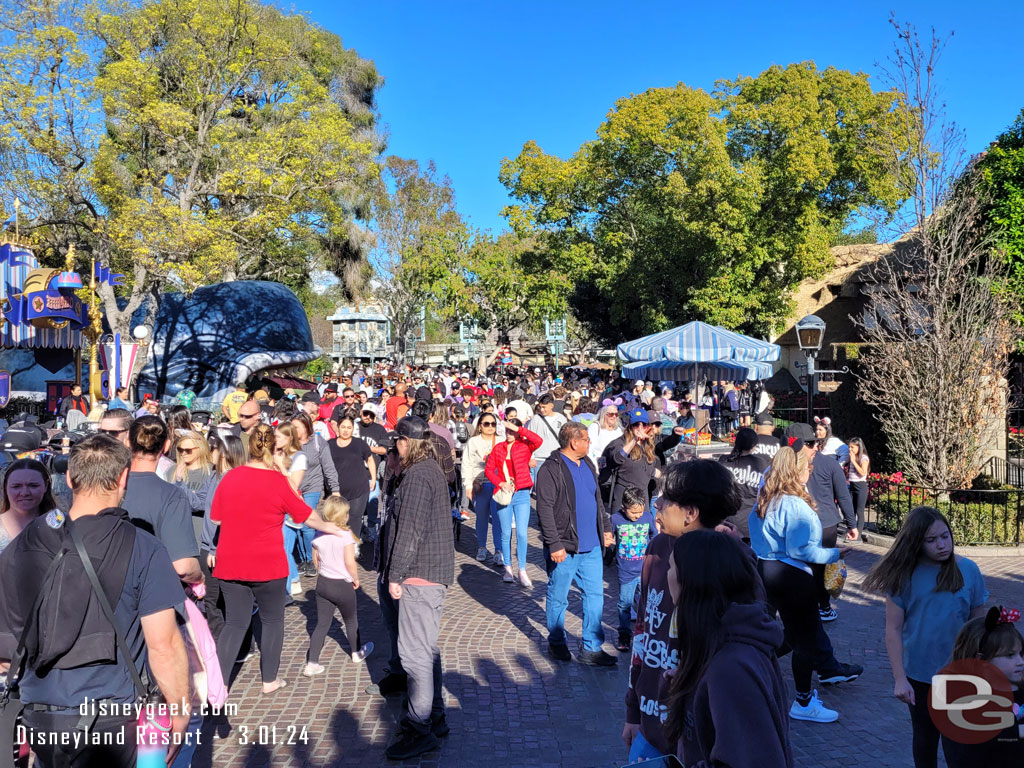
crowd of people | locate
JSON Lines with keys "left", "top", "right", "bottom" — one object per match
{"left": 0, "top": 361, "right": 1019, "bottom": 768}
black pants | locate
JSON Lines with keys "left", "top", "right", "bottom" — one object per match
{"left": 346, "top": 492, "right": 369, "bottom": 541}
{"left": 308, "top": 576, "right": 359, "bottom": 663}
{"left": 217, "top": 577, "right": 287, "bottom": 685}
{"left": 908, "top": 678, "right": 947, "bottom": 768}
{"left": 850, "top": 482, "right": 868, "bottom": 531}
{"left": 759, "top": 560, "right": 836, "bottom": 694}
{"left": 812, "top": 525, "right": 838, "bottom": 610}
{"left": 377, "top": 572, "right": 404, "bottom": 675}
{"left": 21, "top": 711, "right": 136, "bottom": 768}
{"left": 199, "top": 549, "right": 225, "bottom": 640}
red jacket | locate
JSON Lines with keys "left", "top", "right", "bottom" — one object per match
{"left": 485, "top": 427, "right": 542, "bottom": 492}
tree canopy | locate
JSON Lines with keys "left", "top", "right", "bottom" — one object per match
{"left": 500, "top": 62, "right": 912, "bottom": 343}
{"left": 0, "top": 0, "right": 381, "bottom": 342}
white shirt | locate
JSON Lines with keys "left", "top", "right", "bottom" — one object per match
{"left": 525, "top": 411, "right": 567, "bottom": 461}
{"left": 588, "top": 422, "right": 623, "bottom": 467}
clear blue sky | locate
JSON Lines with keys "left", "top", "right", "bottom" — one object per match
{"left": 307, "top": 1, "right": 1023, "bottom": 234}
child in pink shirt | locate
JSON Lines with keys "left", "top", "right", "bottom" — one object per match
{"left": 303, "top": 497, "right": 373, "bottom": 675}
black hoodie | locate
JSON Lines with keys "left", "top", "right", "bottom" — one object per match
{"left": 678, "top": 601, "right": 792, "bottom": 768}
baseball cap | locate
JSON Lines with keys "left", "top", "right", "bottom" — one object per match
{"left": 395, "top": 415, "right": 429, "bottom": 440}
{"left": 415, "top": 385, "right": 433, "bottom": 402}
{"left": 634, "top": 379, "right": 644, "bottom": 387}
{"left": 783, "top": 422, "right": 816, "bottom": 452}
{"left": 253, "top": 389, "right": 269, "bottom": 402}
{"left": 300, "top": 391, "right": 320, "bottom": 404}
{"left": 325, "top": 383, "right": 338, "bottom": 393}
{"left": 360, "top": 403, "right": 377, "bottom": 415}
{"left": 627, "top": 407, "right": 649, "bottom": 425}
{"left": 754, "top": 411, "right": 774, "bottom": 426}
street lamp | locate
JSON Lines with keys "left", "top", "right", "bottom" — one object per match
{"left": 795, "top": 314, "right": 825, "bottom": 425}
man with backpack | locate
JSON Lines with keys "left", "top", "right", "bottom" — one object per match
{"left": 0, "top": 434, "right": 190, "bottom": 767}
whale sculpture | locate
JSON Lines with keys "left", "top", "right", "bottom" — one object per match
{"left": 1, "top": 280, "right": 319, "bottom": 403}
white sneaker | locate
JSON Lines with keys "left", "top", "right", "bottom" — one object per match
{"left": 492, "top": 552, "right": 504, "bottom": 567}
{"left": 352, "top": 641, "right": 374, "bottom": 664}
{"left": 789, "top": 691, "right": 838, "bottom": 723}
{"left": 302, "top": 662, "right": 324, "bottom": 677}
{"left": 503, "top": 567, "right": 514, "bottom": 583}
{"left": 517, "top": 569, "right": 532, "bottom": 588}
{"left": 290, "top": 581, "right": 303, "bottom": 596}
{"left": 476, "top": 547, "right": 488, "bottom": 562}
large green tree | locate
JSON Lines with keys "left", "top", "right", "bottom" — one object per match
{"left": 370, "top": 156, "right": 470, "bottom": 362}
{"left": 500, "top": 62, "right": 911, "bottom": 343}
{"left": 0, "top": 0, "right": 381, "bottom": 346}
{"left": 976, "top": 109, "right": 1024, "bottom": 328}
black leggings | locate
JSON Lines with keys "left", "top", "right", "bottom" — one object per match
{"left": 812, "top": 525, "right": 838, "bottom": 610}
{"left": 908, "top": 678, "right": 948, "bottom": 768}
{"left": 217, "top": 578, "right": 287, "bottom": 685}
{"left": 850, "top": 482, "right": 868, "bottom": 532}
{"left": 307, "top": 575, "right": 359, "bottom": 663}
{"left": 199, "top": 549, "right": 224, "bottom": 640}
{"left": 759, "top": 560, "right": 829, "bottom": 695}
{"left": 346, "top": 492, "right": 369, "bottom": 541}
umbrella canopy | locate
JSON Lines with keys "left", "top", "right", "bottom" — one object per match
{"left": 622, "top": 359, "right": 774, "bottom": 382}
{"left": 617, "top": 321, "right": 780, "bottom": 364}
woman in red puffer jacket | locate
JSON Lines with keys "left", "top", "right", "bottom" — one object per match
{"left": 485, "top": 419, "right": 543, "bottom": 587}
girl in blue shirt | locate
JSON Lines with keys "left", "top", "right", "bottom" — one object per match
{"left": 863, "top": 506, "right": 988, "bottom": 768}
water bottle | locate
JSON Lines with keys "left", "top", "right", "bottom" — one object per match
{"left": 136, "top": 702, "right": 171, "bottom": 768}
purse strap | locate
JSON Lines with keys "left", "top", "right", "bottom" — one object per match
{"left": 67, "top": 519, "right": 149, "bottom": 700}
{"left": 503, "top": 443, "right": 513, "bottom": 485}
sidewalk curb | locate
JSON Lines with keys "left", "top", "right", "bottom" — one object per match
{"left": 863, "top": 531, "right": 1024, "bottom": 557}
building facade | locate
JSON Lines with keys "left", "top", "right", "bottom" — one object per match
{"left": 327, "top": 305, "right": 391, "bottom": 364}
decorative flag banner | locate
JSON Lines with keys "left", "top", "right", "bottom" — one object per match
{"left": 98, "top": 335, "right": 140, "bottom": 389}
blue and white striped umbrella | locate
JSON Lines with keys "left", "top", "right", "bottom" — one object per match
{"left": 622, "top": 359, "right": 774, "bottom": 382}
{"left": 616, "top": 320, "right": 780, "bottom": 364}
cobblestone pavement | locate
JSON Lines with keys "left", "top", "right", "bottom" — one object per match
{"left": 191, "top": 514, "right": 1024, "bottom": 768}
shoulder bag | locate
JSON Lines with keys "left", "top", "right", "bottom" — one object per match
{"left": 492, "top": 443, "right": 516, "bottom": 506}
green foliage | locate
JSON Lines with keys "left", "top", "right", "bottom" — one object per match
{"left": 871, "top": 491, "right": 1021, "bottom": 545}
{"left": 303, "top": 355, "right": 333, "bottom": 379}
{"left": 461, "top": 231, "right": 568, "bottom": 339}
{"left": 371, "top": 157, "right": 471, "bottom": 361}
{"left": 0, "top": 0, "right": 382, "bottom": 340}
{"left": 831, "top": 226, "right": 879, "bottom": 246}
{"left": 501, "top": 62, "right": 911, "bottom": 343}
{"left": 976, "top": 109, "right": 1024, "bottom": 333}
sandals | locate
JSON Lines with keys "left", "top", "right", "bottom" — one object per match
{"left": 262, "top": 679, "right": 289, "bottom": 694}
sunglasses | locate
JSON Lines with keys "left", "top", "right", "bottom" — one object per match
{"left": 480, "top": 421, "right": 496, "bottom": 427}
{"left": 178, "top": 446, "right": 198, "bottom": 455}
{"left": 239, "top": 412, "right": 260, "bottom": 419}
{"left": 99, "top": 427, "right": 127, "bottom": 437}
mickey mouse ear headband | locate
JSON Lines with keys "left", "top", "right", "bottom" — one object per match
{"left": 985, "top": 605, "right": 1021, "bottom": 631}
{"left": 602, "top": 397, "right": 623, "bottom": 407}
{"left": 814, "top": 416, "right": 832, "bottom": 426}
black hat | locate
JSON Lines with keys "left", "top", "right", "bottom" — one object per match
{"left": 783, "top": 422, "right": 816, "bottom": 442}
{"left": 395, "top": 415, "right": 429, "bottom": 440}
{"left": 415, "top": 386, "right": 433, "bottom": 402}
{"left": 325, "top": 383, "right": 339, "bottom": 393}
{"left": 754, "top": 411, "right": 774, "bottom": 426}
{"left": 733, "top": 427, "right": 758, "bottom": 453}
{"left": 300, "top": 391, "right": 321, "bottom": 404}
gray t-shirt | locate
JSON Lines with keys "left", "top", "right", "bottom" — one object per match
{"left": 123, "top": 472, "right": 198, "bottom": 562}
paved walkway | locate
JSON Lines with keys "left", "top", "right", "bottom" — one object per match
{"left": 192, "top": 515, "right": 1024, "bottom": 768}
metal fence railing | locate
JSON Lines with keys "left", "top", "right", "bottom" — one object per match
{"left": 983, "top": 456, "right": 1024, "bottom": 489}
{"left": 864, "top": 478, "right": 1023, "bottom": 545}
{"left": 770, "top": 407, "right": 831, "bottom": 429}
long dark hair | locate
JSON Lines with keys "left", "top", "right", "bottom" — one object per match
{"left": 862, "top": 506, "right": 964, "bottom": 595}
{"left": 2, "top": 458, "right": 58, "bottom": 515}
{"left": 665, "top": 530, "right": 759, "bottom": 741}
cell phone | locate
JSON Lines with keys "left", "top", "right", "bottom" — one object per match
{"left": 622, "top": 757, "right": 684, "bottom": 768}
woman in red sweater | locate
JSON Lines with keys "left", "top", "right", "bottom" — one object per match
{"left": 211, "top": 424, "right": 343, "bottom": 693}
{"left": 485, "top": 418, "right": 543, "bottom": 587}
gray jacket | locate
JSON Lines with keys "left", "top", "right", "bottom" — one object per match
{"left": 299, "top": 434, "right": 340, "bottom": 497}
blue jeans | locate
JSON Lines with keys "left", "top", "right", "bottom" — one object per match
{"left": 628, "top": 730, "right": 664, "bottom": 762}
{"left": 544, "top": 546, "right": 605, "bottom": 652}
{"left": 283, "top": 523, "right": 301, "bottom": 588}
{"left": 617, "top": 574, "right": 641, "bottom": 633}
{"left": 473, "top": 481, "right": 501, "bottom": 552}
{"left": 298, "top": 492, "right": 321, "bottom": 562}
{"left": 496, "top": 489, "right": 531, "bottom": 570}
{"left": 169, "top": 707, "right": 204, "bottom": 768}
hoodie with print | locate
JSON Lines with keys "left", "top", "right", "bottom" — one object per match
{"left": 625, "top": 533, "right": 678, "bottom": 755}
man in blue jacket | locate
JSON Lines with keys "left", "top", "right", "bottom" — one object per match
{"left": 535, "top": 420, "right": 616, "bottom": 666}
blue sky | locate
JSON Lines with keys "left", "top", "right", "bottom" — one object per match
{"left": 308, "top": 1, "right": 1024, "bottom": 235}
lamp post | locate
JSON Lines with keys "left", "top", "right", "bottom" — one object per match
{"left": 795, "top": 314, "right": 825, "bottom": 426}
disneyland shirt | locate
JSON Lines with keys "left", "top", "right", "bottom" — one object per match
{"left": 611, "top": 509, "right": 655, "bottom": 581}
